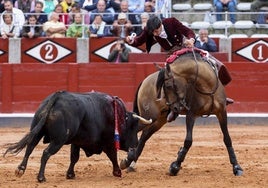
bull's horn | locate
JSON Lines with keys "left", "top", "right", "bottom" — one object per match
{"left": 132, "top": 114, "right": 152, "bottom": 124}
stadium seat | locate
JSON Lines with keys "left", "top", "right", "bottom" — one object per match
{"left": 229, "top": 34, "right": 248, "bottom": 38}
{"left": 190, "top": 21, "right": 211, "bottom": 29}
{"left": 172, "top": 3, "right": 192, "bottom": 11}
{"left": 250, "top": 34, "right": 268, "bottom": 38}
{"left": 208, "top": 34, "right": 227, "bottom": 38}
{"left": 193, "top": 3, "right": 213, "bottom": 11}
{"left": 181, "top": 21, "right": 190, "bottom": 27}
{"left": 234, "top": 20, "right": 254, "bottom": 29}
{"left": 212, "top": 21, "right": 233, "bottom": 29}
{"left": 236, "top": 3, "right": 251, "bottom": 11}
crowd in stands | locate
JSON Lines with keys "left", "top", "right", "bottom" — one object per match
{"left": 0, "top": 0, "right": 268, "bottom": 39}
{"left": 0, "top": 0, "right": 158, "bottom": 38}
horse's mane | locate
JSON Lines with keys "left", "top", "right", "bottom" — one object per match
{"left": 156, "top": 68, "right": 166, "bottom": 99}
{"left": 133, "top": 81, "right": 143, "bottom": 115}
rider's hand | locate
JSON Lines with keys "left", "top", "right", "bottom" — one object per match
{"left": 184, "top": 38, "right": 195, "bottom": 48}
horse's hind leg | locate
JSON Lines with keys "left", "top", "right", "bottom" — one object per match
{"left": 217, "top": 110, "right": 243, "bottom": 176}
{"left": 169, "top": 113, "right": 195, "bottom": 176}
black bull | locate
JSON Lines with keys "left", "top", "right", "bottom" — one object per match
{"left": 3, "top": 91, "right": 152, "bottom": 182}
{"left": 120, "top": 51, "right": 243, "bottom": 176}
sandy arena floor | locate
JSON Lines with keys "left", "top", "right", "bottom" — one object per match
{"left": 0, "top": 124, "right": 267, "bottom": 188}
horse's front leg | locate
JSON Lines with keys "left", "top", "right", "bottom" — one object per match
{"left": 120, "top": 119, "right": 165, "bottom": 171}
{"left": 169, "top": 113, "right": 195, "bottom": 176}
{"left": 217, "top": 110, "right": 243, "bottom": 176}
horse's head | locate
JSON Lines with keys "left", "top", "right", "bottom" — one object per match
{"left": 156, "top": 64, "right": 187, "bottom": 114}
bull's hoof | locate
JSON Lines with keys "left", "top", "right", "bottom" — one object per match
{"left": 15, "top": 166, "right": 25, "bottom": 177}
{"left": 66, "top": 172, "right": 75, "bottom": 179}
{"left": 169, "top": 161, "right": 181, "bottom": 176}
{"left": 37, "top": 176, "right": 46, "bottom": 183}
{"left": 233, "top": 165, "right": 243, "bottom": 176}
{"left": 113, "top": 169, "right": 122, "bottom": 177}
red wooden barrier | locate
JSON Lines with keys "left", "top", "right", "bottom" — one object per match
{"left": 0, "top": 63, "right": 267, "bottom": 113}
{"left": 0, "top": 40, "right": 8, "bottom": 63}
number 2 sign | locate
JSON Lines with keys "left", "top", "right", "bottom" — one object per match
{"left": 25, "top": 40, "right": 73, "bottom": 64}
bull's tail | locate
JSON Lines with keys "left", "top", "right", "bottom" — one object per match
{"left": 3, "top": 91, "right": 63, "bottom": 157}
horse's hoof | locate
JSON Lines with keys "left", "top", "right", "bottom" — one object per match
{"left": 15, "top": 166, "right": 25, "bottom": 177}
{"left": 127, "top": 166, "right": 136, "bottom": 173}
{"left": 113, "top": 169, "right": 122, "bottom": 177}
{"left": 120, "top": 158, "right": 130, "bottom": 170}
{"left": 169, "top": 161, "right": 180, "bottom": 176}
{"left": 127, "top": 161, "right": 136, "bottom": 173}
{"left": 37, "top": 176, "right": 46, "bottom": 183}
{"left": 66, "top": 173, "right": 75, "bottom": 179}
{"left": 233, "top": 165, "right": 243, "bottom": 176}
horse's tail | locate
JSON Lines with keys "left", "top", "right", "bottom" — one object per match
{"left": 133, "top": 82, "right": 143, "bottom": 115}
{"left": 3, "top": 91, "right": 63, "bottom": 157}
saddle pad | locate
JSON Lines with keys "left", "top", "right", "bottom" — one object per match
{"left": 166, "top": 48, "right": 209, "bottom": 64}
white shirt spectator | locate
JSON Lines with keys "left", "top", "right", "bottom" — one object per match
{"left": 1, "top": 7, "right": 25, "bottom": 30}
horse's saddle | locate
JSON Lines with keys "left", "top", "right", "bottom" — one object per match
{"left": 166, "top": 48, "right": 232, "bottom": 86}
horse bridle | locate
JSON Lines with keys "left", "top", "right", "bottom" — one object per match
{"left": 163, "top": 70, "right": 188, "bottom": 114}
{"left": 163, "top": 51, "right": 219, "bottom": 115}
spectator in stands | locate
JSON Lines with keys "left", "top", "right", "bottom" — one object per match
{"left": 126, "top": 16, "right": 195, "bottom": 53}
{"left": 43, "top": 11, "right": 67, "bottom": 38}
{"left": 53, "top": 4, "right": 69, "bottom": 25}
{"left": 39, "top": 0, "right": 58, "bottom": 14}
{"left": 83, "top": 0, "right": 98, "bottom": 12}
{"left": 194, "top": 29, "right": 217, "bottom": 52}
{"left": 144, "top": 1, "right": 155, "bottom": 17}
{"left": 84, "top": 0, "right": 120, "bottom": 15}
{"left": 68, "top": 3, "right": 90, "bottom": 25}
{"left": 14, "top": 0, "right": 35, "bottom": 13}
{"left": 110, "top": 12, "right": 133, "bottom": 38}
{"left": 66, "top": 12, "right": 89, "bottom": 37}
{"left": 61, "top": 0, "right": 75, "bottom": 13}
{"left": 128, "top": 0, "right": 145, "bottom": 13}
{"left": 0, "top": 12, "right": 20, "bottom": 38}
{"left": 0, "top": 0, "right": 5, "bottom": 13}
{"left": 29, "top": 1, "right": 48, "bottom": 25}
{"left": 108, "top": 38, "right": 131, "bottom": 63}
{"left": 21, "top": 15, "right": 43, "bottom": 38}
{"left": 89, "top": 0, "right": 114, "bottom": 25}
{"left": 250, "top": 0, "right": 268, "bottom": 24}
{"left": 1, "top": 0, "right": 25, "bottom": 30}
{"left": 83, "top": 0, "right": 94, "bottom": 9}
{"left": 89, "top": 13, "right": 112, "bottom": 37}
{"left": 213, "top": 0, "right": 237, "bottom": 23}
{"left": 114, "top": 0, "right": 140, "bottom": 29}
{"left": 135, "top": 12, "right": 149, "bottom": 35}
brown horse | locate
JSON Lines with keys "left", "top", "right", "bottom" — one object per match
{"left": 120, "top": 49, "right": 243, "bottom": 176}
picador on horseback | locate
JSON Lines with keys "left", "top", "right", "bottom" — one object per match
{"left": 126, "top": 15, "right": 234, "bottom": 122}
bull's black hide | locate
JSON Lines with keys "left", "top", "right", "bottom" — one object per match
{"left": 4, "top": 91, "right": 144, "bottom": 182}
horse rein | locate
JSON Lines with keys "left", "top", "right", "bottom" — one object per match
{"left": 163, "top": 69, "right": 189, "bottom": 114}
{"left": 163, "top": 50, "right": 220, "bottom": 116}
